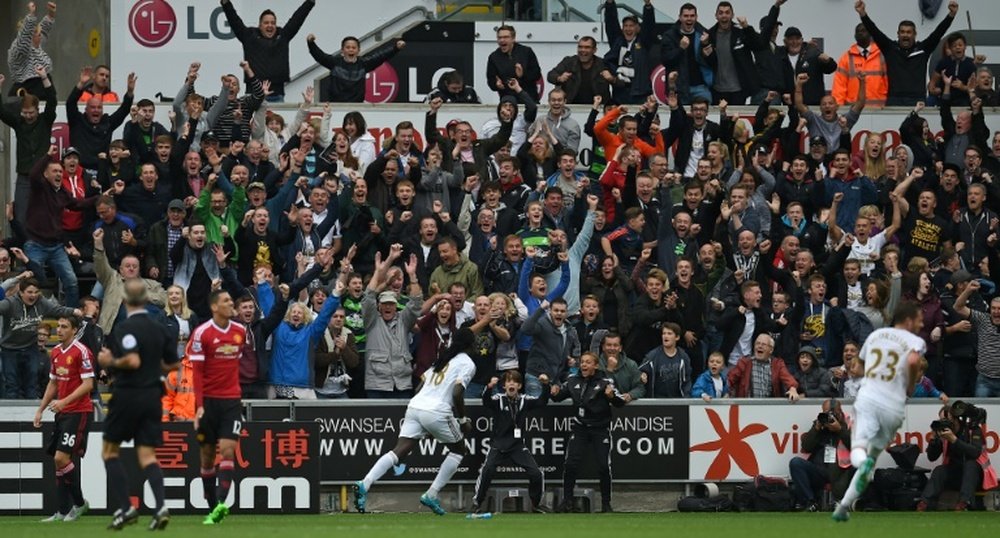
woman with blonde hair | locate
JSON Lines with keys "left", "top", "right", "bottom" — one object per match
{"left": 853, "top": 132, "right": 887, "bottom": 180}
{"left": 165, "top": 285, "right": 200, "bottom": 360}
{"left": 488, "top": 292, "right": 524, "bottom": 374}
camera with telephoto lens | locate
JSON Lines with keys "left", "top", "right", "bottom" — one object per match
{"left": 817, "top": 412, "right": 836, "bottom": 425}
{"left": 930, "top": 420, "right": 952, "bottom": 433}
{"left": 951, "top": 400, "right": 987, "bottom": 425}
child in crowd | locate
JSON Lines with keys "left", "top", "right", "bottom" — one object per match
{"left": 911, "top": 357, "right": 948, "bottom": 402}
{"left": 691, "top": 352, "right": 728, "bottom": 401}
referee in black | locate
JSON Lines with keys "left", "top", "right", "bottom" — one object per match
{"left": 97, "top": 279, "right": 180, "bottom": 531}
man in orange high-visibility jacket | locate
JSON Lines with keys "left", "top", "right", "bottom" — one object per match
{"left": 833, "top": 24, "right": 888, "bottom": 108}
{"left": 162, "top": 355, "right": 196, "bottom": 422}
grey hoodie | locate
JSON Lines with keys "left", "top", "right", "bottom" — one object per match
{"left": 532, "top": 107, "right": 581, "bottom": 152}
{"left": 0, "top": 294, "right": 75, "bottom": 350}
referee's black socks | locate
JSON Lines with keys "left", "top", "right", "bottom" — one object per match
{"left": 104, "top": 458, "right": 131, "bottom": 512}
{"left": 144, "top": 463, "right": 166, "bottom": 510}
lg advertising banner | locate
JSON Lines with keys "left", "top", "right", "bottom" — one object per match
{"left": 687, "top": 402, "right": 1000, "bottom": 482}
{"left": 0, "top": 421, "right": 320, "bottom": 515}
{"left": 291, "top": 402, "right": 688, "bottom": 484}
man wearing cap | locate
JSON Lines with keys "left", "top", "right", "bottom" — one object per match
{"left": 752, "top": 0, "right": 787, "bottom": 104}
{"left": 362, "top": 244, "right": 423, "bottom": 398}
{"left": 146, "top": 200, "right": 188, "bottom": 282}
{"left": 59, "top": 147, "right": 97, "bottom": 262}
{"left": 603, "top": 0, "right": 657, "bottom": 104}
{"left": 67, "top": 66, "right": 136, "bottom": 173}
{"left": 856, "top": 0, "right": 958, "bottom": 106}
{"left": 778, "top": 27, "right": 836, "bottom": 105}
{"left": 118, "top": 163, "right": 173, "bottom": 224}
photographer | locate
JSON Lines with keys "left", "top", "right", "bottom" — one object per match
{"left": 788, "top": 399, "right": 853, "bottom": 511}
{"left": 917, "top": 402, "right": 995, "bottom": 511}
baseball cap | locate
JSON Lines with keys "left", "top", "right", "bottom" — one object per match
{"left": 784, "top": 26, "right": 803, "bottom": 39}
{"left": 248, "top": 181, "right": 266, "bottom": 192}
{"left": 62, "top": 147, "right": 80, "bottom": 159}
{"left": 941, "top": 162, "right": 962, "bottom": 176}
{"left": 949, "top": 269, "right": 974, "bottom": 287}
{"left": 201, "top": 131, "right": 219, "bottom": 143}
{"left": 378, "top": 291, "right": 398, "bottom": 304}
{"left": 168, "top": 199, "right": 186, "bottom": 211}
{"left": 809, "top": 135, "right": 828, "bottom": 147}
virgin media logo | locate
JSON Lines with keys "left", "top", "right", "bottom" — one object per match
{"left": 129, "top": 0, "right": 177, "bottom": 48}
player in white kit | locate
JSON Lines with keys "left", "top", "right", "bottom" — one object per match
{"left": 353, "top": 328, "right": 477, "bottom": 515}
{"left": 833, "top": 302, "right": 926, "bottom": 521}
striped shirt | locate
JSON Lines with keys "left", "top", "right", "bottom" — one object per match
{"left": 969, "top": 311, "right": 1000, "bottom": 378}
{"left": 7, "top": 14, "right": 53, "bottom": 84}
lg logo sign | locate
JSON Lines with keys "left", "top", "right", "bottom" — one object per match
{"left": 128, "top": 0, "right": 177, "bottom": 48}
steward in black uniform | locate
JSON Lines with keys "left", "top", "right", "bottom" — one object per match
{"left": 471, "top": 371, "right": 550, "bottom": 514}
{"left": 551, "top": 351, "right": 624, "bottom": 513}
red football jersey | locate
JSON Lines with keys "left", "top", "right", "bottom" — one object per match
{"left": 49, "top": 341, "right": 95, "bottom": 414}
{"left": 188, "top": 320, "right": 245, "bottom": 404}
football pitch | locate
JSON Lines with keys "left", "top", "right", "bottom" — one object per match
{"left": 1, "top": 512, "right": 996, "bottom": 538}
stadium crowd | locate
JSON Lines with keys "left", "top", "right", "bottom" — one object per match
{"left": 3, "top": 0, "right": 1000, "bottom": 413}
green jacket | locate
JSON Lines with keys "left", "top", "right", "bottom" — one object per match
{"left": 194, "top": 178, "right": 246, "bottom": 255}
{"left": 429, "top": 255, "right": 483, "bottom": 298}
{"left": 599, "top": 353, "right": 645, "bottom": 401}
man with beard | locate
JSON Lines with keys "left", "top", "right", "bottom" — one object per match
{"left": 856, "top": 0, "right": 957, "bottom": 106}
{"left": 236, "top": 206, "right": 283, "bottom": 286}
{"left": 833, "top": 23, "right": 888, "bottom": 107}
{"left": 170, "top": 222, "right": 221, "bottom": 319}
{"left": 547, "top": 37, "right": 613, "bottom": 105}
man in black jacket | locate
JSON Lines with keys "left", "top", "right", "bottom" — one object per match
{"left": 547, "top": 37, "right": 613, "bottom": 105}
{"left": 917, "top": 404, "right": 990, "bottom": 511}
{"left": 486, "top": 25, "right": 542, "bottom": 101}
{"left": 470, "top": 371, "right": 551, "bottom": 516}
{"left": 0, "top": 66, "right": 56, "bottom": 225}
{"left": 66, "top": 67, "right": 135, "bottom": 173}
{"left": 856, "top": 0, "right": 957, "bottom": 106}
{"left": 706, "top": 2, "right": 762, "bottom": 105}
{"left": 221, "top": 0, "right": 314, "bottom": 102}
{"left": 776, "top": 27, "right": 836, "bottom": 105}
{"left": 602, "top": 0, "right": 657, "bottom": 104}
{"left": 552, "top": 351, "right": 625, "bottom": 513}
{"left": 789, "top": 398, "right": 853, "bottom": 511}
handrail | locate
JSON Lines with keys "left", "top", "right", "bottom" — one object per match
{"left": 435, "top": 2, "right": 502, "bottom": 22}
{"left": 287, "top": 5, "right": 431, "bottom": 83}
{"left": 554, "top": 0, "right": 595, "bottom": 22}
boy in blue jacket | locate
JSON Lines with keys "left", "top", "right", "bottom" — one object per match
{"left": 692, "top": 352, "right": 729, "bottom": 401}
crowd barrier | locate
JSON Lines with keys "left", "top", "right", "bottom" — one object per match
{"left": 1, "top": 399, "right": 997, "bottom": 515}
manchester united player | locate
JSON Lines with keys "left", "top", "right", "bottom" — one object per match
{"left": 189, "top": 289, "right": 246, "bottom": 525}
{"left": 34, "top": 315, "right": 93, "bottom": 522}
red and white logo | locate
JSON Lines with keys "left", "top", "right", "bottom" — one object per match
{"left": 128, "top": 0, "right": 177, "bottom": 48}
{"left": 365, "top": 64, "right": 400, "bottom": 104}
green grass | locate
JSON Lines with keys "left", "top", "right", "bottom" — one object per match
{"left": 1, "top": 512, "right": 997, "bottom": 538}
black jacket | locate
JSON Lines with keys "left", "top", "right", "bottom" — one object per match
{"left": 776, "top": 44, "right": 836, "bottom": 104}
{"left": 222, "top": 0, "right": 314, "bottom": 96}
{"left": 482, "top": 385, "right": 549, "bottom": 452}
{"left": 551, "top": 370, "right": 624, "bottom": 430}
{"left": 603, "top": 1, "right": 657, "bottom": 103}
{"left": 861, "top": 13, "right": 954, "bottom": 102}
{"left": 706, "top": 23, "right": 763, "bottom": 96}
{"left": 664, "top": 107, "right": 721, "bottom": 175}
{"left": 66, "top": 86, "right": 133, "bottom": 169}
{"left": 309, "top": 39, "right": 400, "bottom": 103}
{"left": 486, "top": 43, "right": 542, "bottom": 101}
{"left": 0, "top": 84, "right": 56, "bottom": 175}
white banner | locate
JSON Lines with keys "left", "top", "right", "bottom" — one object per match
{"left": 688, "top": 401, "right": 1000, "bottom": 482}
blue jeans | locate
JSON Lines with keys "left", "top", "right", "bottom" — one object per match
{"left": 974, "top": 374, "right": 1000, "bottom": 397}
{"left": 265, "top": 94, "right": 284, "bottom": 103}
{"left": 524, "top": 374, "right": 543, "bottom": 398}
{"left": 24, "top": 240, "right": 79, "bottom": 307}
{"left": 2, "top": 348, "right": 39, "bottom": 399}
